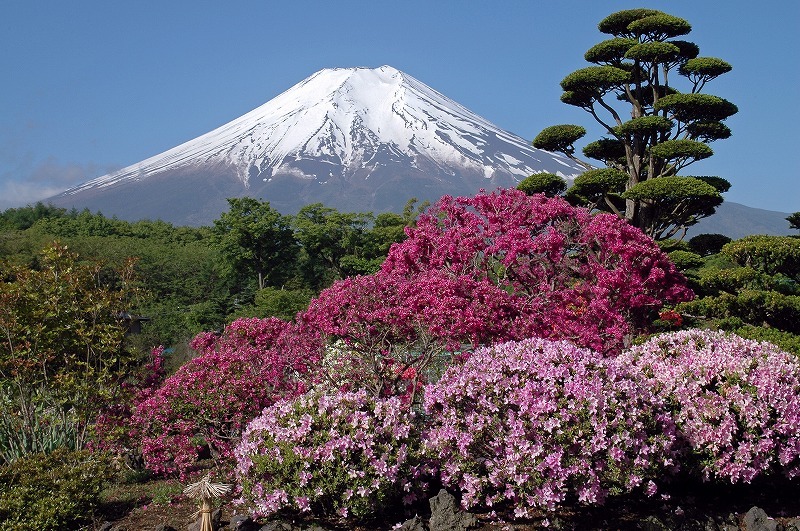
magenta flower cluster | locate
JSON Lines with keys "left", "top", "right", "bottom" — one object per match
{"left": 619, "top": 329, "right": 800, "bottom": 483}
{"left": 380, "top": 189, "right": 692, "bottom": 354}
{"left": 423, "top": 337, "right": 674, "bottom": 517}
{"left": 131, "top": 317, "right": 322, "bottom": 478}
{"left": 235, "top": 389, "right": 426, "bottom": 520}
{"left": 300, "top": 190, "right": 692, "bottom": 406}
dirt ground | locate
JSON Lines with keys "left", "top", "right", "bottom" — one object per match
{"left": 91, "top": 475, "right": 800, "bottom": 531}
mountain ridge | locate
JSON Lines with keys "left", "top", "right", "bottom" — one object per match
{"left": 686, "top": 202, "right": 793, "bottom": 240}
{"left": 46, "top": 66, "right": 792, "bottom": 238}
{"left": 50, "top": 66, "right": 584, "bottom": 224}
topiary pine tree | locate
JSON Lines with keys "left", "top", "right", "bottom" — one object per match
{"left": 534, "top": 8, "right": 737, "bottom": 241}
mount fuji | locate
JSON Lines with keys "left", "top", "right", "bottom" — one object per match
{"left": 50, "top": 66, "right": 585, "bottom": 226}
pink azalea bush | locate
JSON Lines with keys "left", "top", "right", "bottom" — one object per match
{"left": 423, "top": 338, "right": 676, "bottom": 518}
{"left": 131, "top": 317, "right": 322, "bottom": 478}
{"left": 381, "top": 189, "right": 692, "bottom": 354}
{"left": 235, "top": 389, "right": 427, "bottom": 522}
{"left": 619, "top": 329, "right": 800, "bottom": 483}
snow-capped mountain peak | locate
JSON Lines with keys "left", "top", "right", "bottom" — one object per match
{"left": 66, "top": 66, "right": 580, "bottom": 191}
{"left": 53, "top": 66, "right": 585, "bottom": 225}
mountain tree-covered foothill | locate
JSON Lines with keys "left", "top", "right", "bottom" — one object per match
{"left": 533, "top": 8, "right": 736, "bottom": 240}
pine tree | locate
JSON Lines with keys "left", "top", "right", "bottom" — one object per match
{"left": 535, "top": 9, "right": 736, "bottom": 240}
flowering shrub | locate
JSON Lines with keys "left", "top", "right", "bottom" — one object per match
{"left": 423, "top": 338, "right": 675, "bottom": 518}
{"left": 131, "top": 317, "right": 322, "bottom": 478}
{"left": 302, "top": 269, "right": 517, "bottom": 399}
{"left": 652, "top": 309, "right": 685, "bottom": 332}
{"left": 93, "top": 345, "right": 167, "bottom": 455}
{"left": 236, "top": 389, "right": 427, "bottom": 522}
{"left": 301, "top": 190, "right": 691, "bottom": 402}
{"left": 658, "top": 310, "right": 684, "bottom": 328}
{"left": 381, "top": 189, "right": 693, "bottom": 354}
{"left": 619, "top": 329, "right": 800, "bottom": 483}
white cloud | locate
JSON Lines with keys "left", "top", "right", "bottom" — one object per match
{"left": 0, "top": 158, "right": 119, "bottom": 210}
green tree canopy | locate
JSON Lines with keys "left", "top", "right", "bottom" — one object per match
{"left": 688, "top": 233, "right": 731, "bottom": 256}
{"left": 213, "top": 197, "right": 298, "bottom": 291}
{"left": 621, "top": 176, "right": 722, "bottom": 240}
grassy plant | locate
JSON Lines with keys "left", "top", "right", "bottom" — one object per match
{"left": 0, "top": 385, "right": 83, "bottom": 465}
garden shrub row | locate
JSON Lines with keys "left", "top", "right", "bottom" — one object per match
{"left": 0, "top": 448, "right": 114, "bottom": 530}
{"left": 233, "top": 330, "right": 800, "bottom": 524}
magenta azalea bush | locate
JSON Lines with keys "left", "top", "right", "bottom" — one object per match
{"left": 235, "top": 389, "right": 427, "bottom": 521}
{"left": 302, "top": 269, "right": 517, "bottom": 399}
{"left": 131, "top": 317, "right": 322, "bottom": 478}
{"left": 300, "top": 189, "right": 692, "bottom": 405}
{"left": 381, "top": 189, "right": 693, "bottom": 354}
{"left": 619, "top": 329, "right": 800, "bottom": 483}
{"left": 423, "top": 338, "right": 676, "bottom": 518}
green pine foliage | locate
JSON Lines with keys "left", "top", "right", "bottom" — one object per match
{"left": 674, "top": 235, "right": 800, "bottom": 355}
{"left": 535, "top": 8, "right": 737, "bottom": 240}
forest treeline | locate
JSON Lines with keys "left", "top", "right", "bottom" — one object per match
{"left": 0, "top": 198, "right": 425, "bottom": 361}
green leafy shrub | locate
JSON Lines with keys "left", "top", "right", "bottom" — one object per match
{"left": 679, "top": 291, "right": 800, "bottom": 334}
{"left": 0, "top": 448, "right": 113, "bottom": 530}
{"left": 0, "top": 244, "right": 140, "bottom": 460}
{"left": 723, "top": 235, "right": 800, "bottom": 279}
{"left": 697, "top": 266, "right": 773, "bottom": 295}
{"left": 668, "top": 250, "right": 705, "bottom": 271}
{"left": 688, "top": 233, "right": 731, "bottom": 256}
{"left": 657, "top": 239, "right": 690, "bottom": 252}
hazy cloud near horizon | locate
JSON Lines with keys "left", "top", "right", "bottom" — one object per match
{"left": 0, "top": 158, "right": 119, "bottom": 210}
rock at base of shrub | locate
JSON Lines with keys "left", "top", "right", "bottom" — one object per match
{"left": 394, "top": 514, "right": 427, "bottom": 531}
{"left": 743, "top": 507, "right": 778, "bottom": 531}
{"left": 228, "top": 514, "right": 259, "bottom": 530}
{"left": 428, "top": 489, "right": 477, "bottom": 531}
{"left": 257, "top": 522, "right": 329, "bottom": 531}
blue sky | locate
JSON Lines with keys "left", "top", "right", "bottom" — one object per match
{"left": 1, "top": 1, "right": 798, "bottom": 214}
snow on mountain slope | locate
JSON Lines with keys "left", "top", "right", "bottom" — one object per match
{"left": 64, "top": 66, "right": 581, "bottom": 192}
{"left": 52, "top": 66, "right": 585, "bottom": 225}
